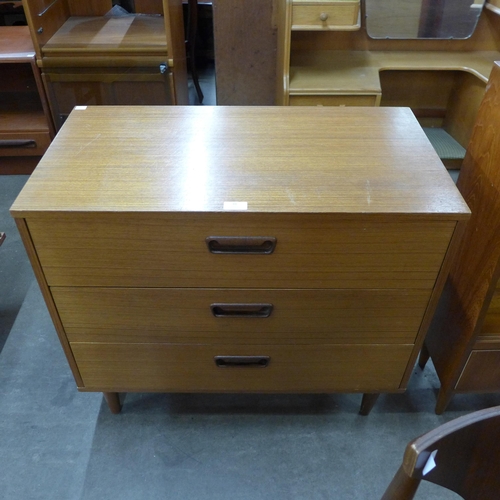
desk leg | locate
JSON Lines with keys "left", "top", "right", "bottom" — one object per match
{"left": 103, "top": 392, "right": 122, "bottom": 414}
{"left": 359, "top": 393, "right": 380, "bottom": 415}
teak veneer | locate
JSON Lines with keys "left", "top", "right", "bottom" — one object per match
{"left": 11, "top": 106, "right": 470, "bottom": 414}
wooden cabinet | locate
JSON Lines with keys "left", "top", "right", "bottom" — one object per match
{"left": 11, "top": 106, "right": 469, "bottom": 414}
{"left": 0, "top": 26, "right": 54, "bottom": 174}
{"left": 277, "top": 0, "right": 500, "bottom": 168}
{"left": 420, "top": 62, "right": 500, "bottom": 414}
{"left": 22, "top": 0, "right": 188, "bottom": 129}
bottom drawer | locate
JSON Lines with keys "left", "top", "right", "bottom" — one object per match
{"left": 72, "top": 343, "right": 413, "bottom": 392}
{"left": 289, "top": 94, "right": 380, "bottom": 107}
{"left": 455, "top": 350, "right": 500, "bottom": 391}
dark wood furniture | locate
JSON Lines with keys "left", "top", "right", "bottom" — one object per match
{"left": 213, "top": 0, "right": 278, "bottom": 104}
{"left": 22, "top": 0, "right": 188, "bottom": 129}
{"left": 11, "top": 106, "right": 469, "bottom": 415}
{"left": 0, "top": 232, "right": 5, "bottom": 247}
{"left": 381, "top": 405, "right": 500, "bottom": 499}
{"left": 0, "top": 25, "right": 55, "bottom": 174}
{"left": 420, "top": 61, "right": 500, "bottom": 414}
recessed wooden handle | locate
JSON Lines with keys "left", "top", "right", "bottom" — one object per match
{"left": 0, "top": 139, "right": 37, "bottom": 149}
{"left": 211, "top": 303, "right": 273, "bottom": 318}
{"left": 206, "top": 236, "right": 276, "bottom": 254}
{"left": 214, "top": 356, "right": 270, "bottom": 368}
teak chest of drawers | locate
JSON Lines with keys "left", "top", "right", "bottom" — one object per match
{"left": 11, "top": 106, "right": 470, "bottom": 414}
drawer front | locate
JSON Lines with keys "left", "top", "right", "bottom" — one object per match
{"left": 54, "top": 287, "right": 431, "bottom": 343}
{"left": 289, "top": 94, "right": 380, "bottom": 107}
{"left": 292, "top": 1, "right": 360, "bottom": 30}
{"left": 27, "top": 214, "right": 455, "bottom": 289}
{"left": 71, "top": 342, "right": 413, "bottom": 392}
{"left": 0, "top": 131, "right": 51, "bottom": 157}
{"left": 455, "top": 350, "right": 500, "bottom": 391}
{"left": 479, "top": 285, "right": 500, "bottom": 340}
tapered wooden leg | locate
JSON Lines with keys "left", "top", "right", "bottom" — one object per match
{"left": 359, "top": 393, "right": 380, "bottom": 415}
{"left": 103, "top": 392, "right": 122, "bottom": 414}
{"left": 435, "top": 387, "right": 453, "bottom": 415}
{"left": 418, "top": 343, "right": 430, "bottom": 369}
{"left": 381, "top": 465, "right": 420, "bottom": 500}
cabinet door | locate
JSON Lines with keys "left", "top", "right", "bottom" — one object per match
{"left": 44, "top": 66, "right": 175, "bottom": 129}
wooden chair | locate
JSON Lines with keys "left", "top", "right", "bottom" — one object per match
{"left": 381, "top": 405, "right": 500, "bottom": 499}
{"left": 419, "top": 60, "right": 500, "bottom": 414}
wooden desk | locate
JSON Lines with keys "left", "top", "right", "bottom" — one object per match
{"left": 11, "top": 106, "right": 469, "bottom": 414}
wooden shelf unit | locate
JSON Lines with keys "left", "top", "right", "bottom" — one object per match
{"left": 277, "top": 0, "right": 500, "bottom": 164}
{"left": 0, "top": 26, "right": 54, "bottom": 174}
{"left": 22, "top": 0, "right": 188, "bottom": 129}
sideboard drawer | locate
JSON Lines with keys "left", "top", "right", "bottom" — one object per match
{"left": 0, "top": 131, "right": 51, "bottom": 157}
{"left": 292, "top": 1, "right": 360, "bottom": 30}
{"left": 289, "top": 94, "right": 380, "bottom": 107}
{"left": 54, "top": 287, "right": 431, "bottom": 343}
{"left": 455, "top": 350, "right": 500, "bottom": 391}
{"left": 27, "top": 214, "right": 455, "bottom": 289}
{"left": 72, "top": 342, "right": 413, "bottom": 392}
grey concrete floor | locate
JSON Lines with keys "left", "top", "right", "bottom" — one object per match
{"left": 2, "top": 71, "right": 500, "bottom": 499}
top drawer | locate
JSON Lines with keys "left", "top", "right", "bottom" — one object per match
{"left": 292, "top": 1, "right": 361, "bottom": 30}
{"left": 26, "top": 212, "right": 455, "bottom": 289}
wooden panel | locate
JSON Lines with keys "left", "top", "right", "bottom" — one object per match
{"left": 27, "top": 215, "right": 455, "bottom": 288}
{"left": 292, "top": 1, "right": 360, "bottom": 30}
{"left": 68, "top": 0, "right": 112, "bottom": 16}
{"left": 479, "top": 285, "right": 500, "bottom": 338}
{"left": 213, "top": 0, "right": 278, "bottom": 104}
{"left": 53, "top": 287, "right": 431, "bottom": 343}
{"left": 135, "top": 0, "right": 163, "bottom": 14}
{"left": 289, "top": 94, "right": 379, "bottom": 106}
{"left": 444, "top": 72, "right": 487, "bottom": 149}
{"left": 455, "top": 350, "right": 500, "bottom": 391}
{"left": 10, "top": 106, "right": 468, "bottom": 217}
{"left": 71, "top": 342, "right": 413, "bottom": 392}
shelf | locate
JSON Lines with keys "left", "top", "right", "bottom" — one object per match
{"left": 289, "top": 50, "right": 500, "bottom": 95}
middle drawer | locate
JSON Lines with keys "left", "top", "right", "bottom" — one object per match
{"left": 53, "top": 287, "right": 431, "bottom": 344}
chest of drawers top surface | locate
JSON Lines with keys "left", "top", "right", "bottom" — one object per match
{"left": 10, "top": 106, "right": 468, "bottom": 218}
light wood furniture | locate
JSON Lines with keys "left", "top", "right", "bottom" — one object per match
{"left": 277, "top": 0, "right": 500, "bottom": 167}
{"left": 22, "top": 0, "right": 188, "bottom": 129}
{"left": 0, "top": 26, "right": 55, "bottom": 174}
{"left": 381, "top": 405, "right": 500, "bottom": 500}
{"left": 419, "top": 61, "right": 500, "bottom": 414}
{"left": 11, "top": 106, "right": 469, "bottom": 414}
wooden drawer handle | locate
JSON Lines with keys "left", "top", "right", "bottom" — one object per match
{"left": 214, "top": 356, "right": 270, "bottom": 368}
{"left": 206, "top": 236, "right": 276, "bottom": 254}
{"left": 0, "top": 139, "right": 37, "bottom": 149}
{"left": 211, "top": 303, "right": 273, "bottom": 318}
{"left": 319, "top": 12, "right": 329, "bottom": 21}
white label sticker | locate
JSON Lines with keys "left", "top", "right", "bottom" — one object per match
{"left": 223, "top": 202, "right": 248, "bottom": 211}
{"left": 74, "top": 106, "right": 87, "bottom": 110}
{"left": 422, "top": 450, "right": 438, "bottom": 476}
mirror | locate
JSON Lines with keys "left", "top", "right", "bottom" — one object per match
{"left": 366, "top": 0, "right": 485, "bottom": 39}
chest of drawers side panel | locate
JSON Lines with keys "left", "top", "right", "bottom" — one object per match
{"left": 13, "top": 218, "right": 83, "bottom": 387}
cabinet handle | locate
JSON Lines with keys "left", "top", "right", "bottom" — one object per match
{"left": 319, "top": 12, "right": 329, "bottom": 21}
{"left": 211, "top": 303, "right": 273, "bottom": 318}
{"left": 214, "top": 356, "right": 270, "bottom": 368}
{"left": 0, "top": 139, "right": 37, "bottom": 149}
{"left": 206, "top": 236, "right": 276, "bottom": 254}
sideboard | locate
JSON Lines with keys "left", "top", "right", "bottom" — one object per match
{"left": 11, "top": 106, "right": 469, "bottom": 414}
